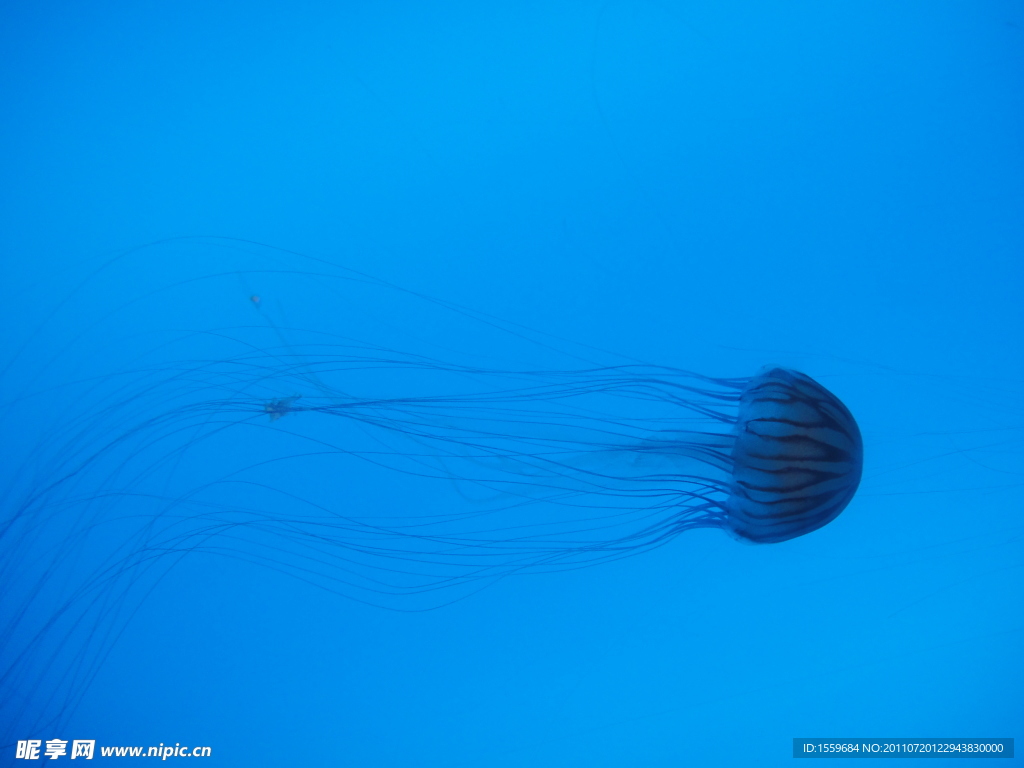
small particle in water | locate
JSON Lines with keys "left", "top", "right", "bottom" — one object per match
{"left": 264, "top": 395, "right": 302, "bottom": 422}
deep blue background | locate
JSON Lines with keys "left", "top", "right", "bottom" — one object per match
{"left": 1, "top": 1, "right": 1021, "bottom": 765}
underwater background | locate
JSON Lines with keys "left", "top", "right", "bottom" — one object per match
{"left": 1, "top": 1, "right": 1022, "bottom": 765}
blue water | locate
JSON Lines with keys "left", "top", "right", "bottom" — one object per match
{"left": 1, "top": 2, "right": 1021, "bottom": 765}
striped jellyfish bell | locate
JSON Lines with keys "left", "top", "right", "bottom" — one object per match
{"left": 726, "top": 367, "right": 863, "bottom": 544}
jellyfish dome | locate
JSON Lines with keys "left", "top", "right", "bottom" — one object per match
{"left": 726, "top": 367, "right": 864, "bottom": 544}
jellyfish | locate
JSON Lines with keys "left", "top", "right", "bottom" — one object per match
{"left": 0, "top": 239, "right": 864, "bottom": 745}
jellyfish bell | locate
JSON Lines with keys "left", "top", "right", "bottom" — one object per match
{"left": 725, "top": 367, "right": 864, "bottom": 544}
